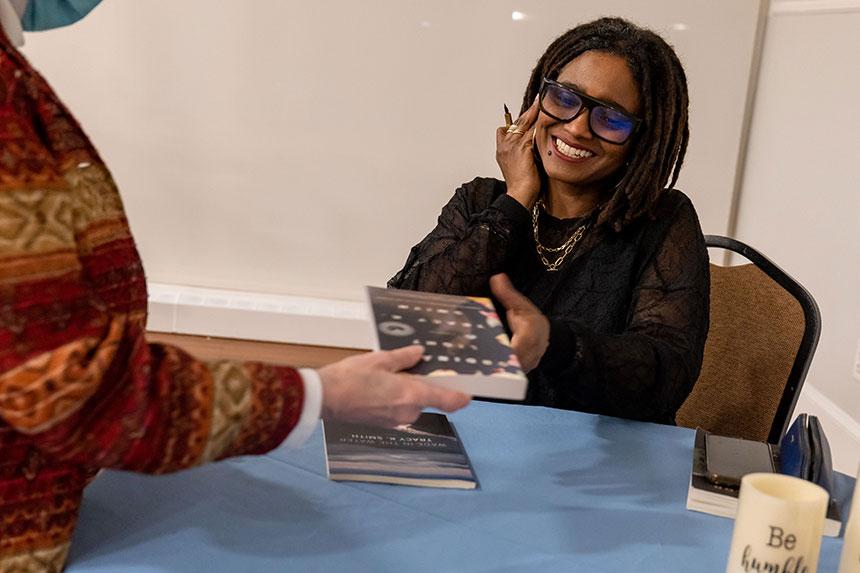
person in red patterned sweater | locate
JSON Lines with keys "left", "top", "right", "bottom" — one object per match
{"left": 0, "top": 3, "right": 470, "bottom": 571}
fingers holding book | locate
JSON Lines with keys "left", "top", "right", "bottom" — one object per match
{"left": 490, "top": 273, "right": 550, "bottom": 372}
{"left": 318, "top": 346, "right": 472, "bottom": 428}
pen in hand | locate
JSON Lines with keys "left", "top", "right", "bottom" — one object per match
{"left": 504, "top": 104, "right": 513, "bottom": 128}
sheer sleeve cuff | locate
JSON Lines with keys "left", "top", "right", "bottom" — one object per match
{"left": 539, "top": 319, "right": 579, "bottom": 374}
{"left": 282, "top": 368, "right": 323, "bottom": 448}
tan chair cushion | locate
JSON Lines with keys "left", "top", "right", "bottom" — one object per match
{"left": 676, "top": 263, "right": 805, "bottom": 441}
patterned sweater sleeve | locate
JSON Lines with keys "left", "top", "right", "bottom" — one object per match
{"left": 388, "top": 178, "right": 531, "bottom": 295}
{"left": 1, "top": 327, "right": 304, "bottom": 474}
{"left": 0, "top": 51, "right": 303, "bottom": 474}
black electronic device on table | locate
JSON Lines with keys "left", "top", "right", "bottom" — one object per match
{"left": 704, "top": 434, "right": 776, "bottom": 487}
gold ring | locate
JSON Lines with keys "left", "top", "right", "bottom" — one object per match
{"left": 507, "top": 127, "right": 525, "bottom": 135}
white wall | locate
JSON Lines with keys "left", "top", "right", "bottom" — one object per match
{"left": 736, "top": 0, "right": 860, "bottom": 468}
{"left": 21, "top": 0, "right": 761, "bottom": 302}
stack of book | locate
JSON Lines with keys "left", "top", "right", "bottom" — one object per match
{"left": 686, "top": 416, "right": 842, "bottom": 537}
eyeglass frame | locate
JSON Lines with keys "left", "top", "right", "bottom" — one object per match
{"left": 538, "top": 77, "right": 643, "bottom": 145}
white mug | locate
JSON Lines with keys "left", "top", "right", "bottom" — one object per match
{"left": 838, "top": 464, "right": 860, "bottom": 573}
{"left": 726, "top": 473, "right": 829, "bottom": 573}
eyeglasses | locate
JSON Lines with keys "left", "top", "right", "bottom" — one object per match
{"left": 538, "top": 78, "right": 642, "bottom": 145}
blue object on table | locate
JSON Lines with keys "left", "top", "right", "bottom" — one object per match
{"left": 66, "top": 401, "right": 854, "bottom": 573}
{"left": 780, "top": 413, "right": 837, "bottom": 498}
{"left": 780, "top": 414, "right": 809, "bottom": 479}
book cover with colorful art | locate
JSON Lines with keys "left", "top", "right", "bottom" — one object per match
{"left": 366, "top": 286, "right": 527, "bottom": 400}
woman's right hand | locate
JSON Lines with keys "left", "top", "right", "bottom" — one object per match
{"left": 496, "top": 98, "right": 541, "bottom": 210}
{"left": 490, "top": 273, "right": 549, "bottom": 372}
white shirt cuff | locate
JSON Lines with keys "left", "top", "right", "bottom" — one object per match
{"left": 282, "top": 368, "right": 322, "bottom": 448}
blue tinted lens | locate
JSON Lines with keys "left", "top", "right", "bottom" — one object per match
{"left": 543, "top": 84, "right": 582, "bottom": 120}
{"left": 592, "top": 106, "right": 634, "bottom": 143}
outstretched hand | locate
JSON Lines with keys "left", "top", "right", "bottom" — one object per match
{"left": 318, "top": 346, "right": 471, "bottom": 428}
{"left": 490, "top": 273, "right": 550, "bottom": 372}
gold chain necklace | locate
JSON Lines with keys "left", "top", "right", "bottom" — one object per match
{"left": 531, "top": 199, "right": 587, "bottom": 272}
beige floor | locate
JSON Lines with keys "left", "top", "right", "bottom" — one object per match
{"left": 146, "top": 332, "right": 366, "bottom": 369}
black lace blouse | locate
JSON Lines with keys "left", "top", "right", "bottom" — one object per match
{"left": 388, "top": 177, "right": 710, "bottom": 424}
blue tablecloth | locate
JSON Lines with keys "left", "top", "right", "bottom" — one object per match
{"left": 66, "top": 401, "right": 854, "bottom": 572}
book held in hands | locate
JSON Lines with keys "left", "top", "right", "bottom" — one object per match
{"left": 322, "top": 412, "right": 478, "bottom": 490}
{"left": 366, "top": 286, "right": 527, "bottom": 401}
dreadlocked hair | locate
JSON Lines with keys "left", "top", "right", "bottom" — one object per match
{"left": 520, "top": 17, "right": 689, "bottom": 232}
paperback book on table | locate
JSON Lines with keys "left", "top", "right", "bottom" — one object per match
{"left": 322, "top": 412, "right": 478, "bottom": 489}
{"left": 686, "top": 417, "right": 842, "bottom": 537}
{"left": 365, "top": 286, "right": 527, "bottom": 401}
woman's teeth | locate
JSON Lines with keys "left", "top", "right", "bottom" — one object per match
{"left": 555, "top": 137, "right": 594, "bottom": 159}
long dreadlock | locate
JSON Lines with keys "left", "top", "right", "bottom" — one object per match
{"left": 520, "top": 17, "right": 689, "bottom": 232}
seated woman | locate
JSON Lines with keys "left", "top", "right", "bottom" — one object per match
{"left": 388, "top": 17, "right": 710, "bottom": 425}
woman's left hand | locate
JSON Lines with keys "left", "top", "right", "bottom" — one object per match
{"left": 490, "top": 273, "right": 549, "bottom": 373}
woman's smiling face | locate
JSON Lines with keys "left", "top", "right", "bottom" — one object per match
{"left": 534, "top": 50, "right": 641, "bottom": 196}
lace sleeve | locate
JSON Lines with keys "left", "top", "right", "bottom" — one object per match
{"left": 388, "top": 178, "right": 530, "bottom": 295}
{"left": 538, "top": 200, "right": 710, "bottom": 423}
